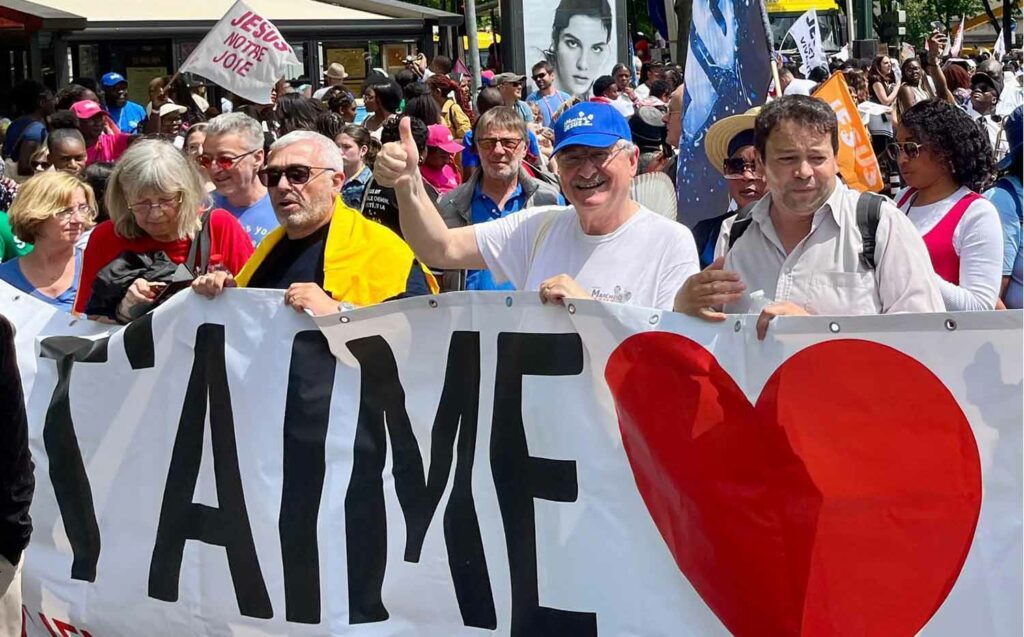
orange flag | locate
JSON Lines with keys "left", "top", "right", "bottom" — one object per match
{"left": 813, "top": 73, "right": 884, "bottom": 193}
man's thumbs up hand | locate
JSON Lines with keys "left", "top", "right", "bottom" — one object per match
{"left": 374, "top": 116, "right": 420, "bottom": 189}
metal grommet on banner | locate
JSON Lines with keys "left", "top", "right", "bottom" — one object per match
{"left": 12, "top": 295, "right": 20, "bottom": 301}
{"left": 828, "top": 321, "right": 841, "bottom": 333}
{"left": 648, "top": 314, "right": 659, "bottom": 325}
{"left": 945, "top": 318, "right": 957, "bottom": 331}
{"left": 733, "top": 320, "right": 742, "bottom": 333}
{"left": 428, "top": 299, "right": 438, "bottom": 308}
{"left": 505, "top": 296, "right": 513, "bottom": 307}
{"left": 567, "top": 303, "right": 576, "bottom": 315}
{"left": 338, "top": 316, "right": 350, "bottom": 324}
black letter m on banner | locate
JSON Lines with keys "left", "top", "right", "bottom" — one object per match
{"left": 344, "top": 332, "right": 495, "bottom": 629}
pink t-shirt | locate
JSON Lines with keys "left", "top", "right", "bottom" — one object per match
{"left": 420, "top": 163, "right": 461, "bottom": 194}
{"left": 87, "top": 133, "right": 132, "bottom": 165}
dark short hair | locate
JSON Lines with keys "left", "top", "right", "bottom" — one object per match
{"left": 593, "top": 75, "right": 616, "bottom": 97}
{"left": 432, "top": 55, "right": 453, "bottom": 74}
{"left": 476, "top": 87, "right": 504, "bottom": 115}
{"left": 754, "top": 95, "right": 839, "bottom": 157}
{"left": 550, "top": 0, "right": 612, "bottom": 49}
{"left": 649, "top": 79, "right": 672, "bottom": 100}
{"left": 365, "top": 80, "right": 403, "bottom": 115}
{"left": 382, "top": 117, "right": 429, "bottom": 156}
{"left": 532, "top": 60, "right": 554, "bottom": 75}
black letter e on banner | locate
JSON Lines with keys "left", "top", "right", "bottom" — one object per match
{"left": 491, "top": 332, "right": 597, "bottom": 636}
{"left": 148, "top": 324, "right": 272, "bottom": 618}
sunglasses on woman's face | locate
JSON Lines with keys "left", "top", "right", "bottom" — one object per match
{"left": 257, "top": 165, "right": 336, "bottom": 187}
{"left": 886, "top": 141, "right": 928, "bottom": 161}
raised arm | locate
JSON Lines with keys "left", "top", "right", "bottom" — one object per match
{"left": 924, "top": 33, "right": 956, "bottom": 104}
{"left": 374, "top": 117, "right": 485, "bottom": 270}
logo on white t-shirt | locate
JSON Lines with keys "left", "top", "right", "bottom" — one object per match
{"left": 590, "top": 285, "right": 633, "bottom": 304}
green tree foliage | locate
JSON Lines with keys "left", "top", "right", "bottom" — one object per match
{"left": 900, "top": 0, "right": 983, "bottom": 48}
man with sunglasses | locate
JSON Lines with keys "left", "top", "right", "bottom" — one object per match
{"left": 375, "top": 102, "right": 699, "bottom": 310}
{"left": 675, "top": 96, "right": 943, "bottom": 339}
{"left": 193, "top": 131, "right": 437, "bottom": 314}
{"left": 494, "top": 73, "right": 535, "bottom": 123}
{"left": 434, "top": 106, "right": 562, "bottom": 291}
{"left": 966, "top": 71, "right": 1009, "bottom": 160}
{"left": 201, "top": 113, "right": 279, "bottom": 247}
{"left": 527, "top": 61, "right": 571, "bottom": 127}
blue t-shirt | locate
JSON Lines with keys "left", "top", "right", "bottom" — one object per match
{"left": 460, "top": 130, "right": 542, "bottom": 169}
{"left": 106, "top": 101, "right": 147, "bottom": 135}
{"left": 526, "top": 90, "right": 571, "bottom": 127}
{"left": 0, "top": 252, "right": 81, "bottom": 312}
{"left": 464, "top": 182, "right": 531, "bottom": 291}
{"left": 1, "top": 117, "right": 46, "bottom": 158}
{"left": 211, "top": 192, "right": 280, "bottom": 247}
{"left": 985, "top": 175, "right": 1023, "bottom": 308}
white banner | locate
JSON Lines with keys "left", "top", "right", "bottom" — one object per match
{"left": 179, "top": 0, "right": 300, "bottom": 105}
{"left": 788, "top": 9, "right": 826, "bottom": 76}
{"left": 3, "top": 282, "right": 1022, "bottom": 636}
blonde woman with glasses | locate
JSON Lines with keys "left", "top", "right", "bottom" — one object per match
{"left": 0, "top": 171, "right": 95, "bottom": 311}
{"left": 74, "top": 139, "right": 253, "bottom": 321}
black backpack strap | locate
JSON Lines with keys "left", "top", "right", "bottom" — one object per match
{"left": 186, "top": 212, "right": 213, "bottom": 275}
{"left": 856, "top": 192, "right": 885, "bottom": 271}
{"left": 726, "top": 202, "right": 759, "bottom": 251}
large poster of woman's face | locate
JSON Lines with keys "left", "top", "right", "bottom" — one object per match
{"left": 524, "top": 0, "right": 619, "bottom": 98}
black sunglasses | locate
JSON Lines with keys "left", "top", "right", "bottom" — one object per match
{"left": 723, "top": 157, "right": 757, "bottom": 177}
{"left": 257, "top": 165, "right": 336, "bottom": 187}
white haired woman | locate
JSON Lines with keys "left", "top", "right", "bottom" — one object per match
{"left": 0, "top": 172, "right": 95, "bottom": 312}
{"left": 74, "top": 139, "right": 253, "bottom": 320}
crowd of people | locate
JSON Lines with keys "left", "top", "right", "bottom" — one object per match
{"left": 0, "top": 22, "right": 1022, "bottom": 633}
{"left": 0, "top": 33, "right": 1018, "bottom": 327}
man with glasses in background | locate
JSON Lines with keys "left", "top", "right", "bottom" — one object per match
{"left": 434, "top": 106, "right": 562, "bottom": 290}
{"left": 191, "top": 131, "right": 436, "bottom": 314}
{"left": 374, "top": 102, "right": 699, "bottom": 310}
{"left": 527, "top": 61, "right": 571, "bottom": 127}
{"left": 200, "top": 113, "right": 279, "bottom": 247}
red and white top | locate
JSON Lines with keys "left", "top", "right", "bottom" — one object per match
{"left": 897, "top": 186, "right": 1003, "bottom": 310}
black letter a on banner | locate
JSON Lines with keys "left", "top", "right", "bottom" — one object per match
{"left": 148, "top": 324, "right": 272, "bottom": 619}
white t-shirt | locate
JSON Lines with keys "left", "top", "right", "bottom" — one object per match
{"left": 898, "top": 186, "right": 1003, "bottom": 311}
{"left": 474, "top": 205, "right": 699, "bottom": 310}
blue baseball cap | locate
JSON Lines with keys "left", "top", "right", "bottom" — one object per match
{"left": 101, "top": 72, "right": 127, "bottom": 88}
{"left": 552, "top": 102, "right": 632, "bottom": 155}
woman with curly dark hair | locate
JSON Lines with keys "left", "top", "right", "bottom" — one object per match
{"left": 891, "top": 98, "right": 1002, "bottom": 310}
{"left": 274, "top": 93, "right": 323, "bottom": 136}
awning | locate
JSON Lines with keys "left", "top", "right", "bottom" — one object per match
{"left": 0, "top": 0, "right": 461, "bottom": 37}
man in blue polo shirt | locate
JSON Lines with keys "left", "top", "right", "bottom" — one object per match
{"left": 101, "top": 72, "right": 147, "bottom": 135}
{"left": 435, "top": 105, "right": 562, "bottom": 290}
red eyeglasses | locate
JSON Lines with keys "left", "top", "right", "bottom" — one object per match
{"left": 196, "top": 148, "right": 260, "bottom": 171}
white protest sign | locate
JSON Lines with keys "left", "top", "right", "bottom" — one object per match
{"left": 3, "top": 282, "right": 1022, "bottom": 636}
{"left": 179, "top": 0, "right": 300, "bottom": 104}
{"left": 788, "top": 9, "right": 827, "bottom": 76}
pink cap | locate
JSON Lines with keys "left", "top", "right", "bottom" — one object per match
{"left": 426, "top": 124, "right": 464, "bottom": 153}
{"left": 70, "top": 100, "right": 104, "bottom": 120}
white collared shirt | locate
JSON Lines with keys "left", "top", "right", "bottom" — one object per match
{"left": 965, "top": 105, "right": 1009, "bottom": 159}
{"left": 720, "top": 182, "right": 944, "bottom": 315}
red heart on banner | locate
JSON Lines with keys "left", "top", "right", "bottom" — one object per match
{"left": 605, "top": 333, "right": 981, "bottom": 636}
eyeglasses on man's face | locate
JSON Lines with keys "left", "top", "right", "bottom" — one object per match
{"left": 557, "top": 145, "right": 626, "bottom": 170}
{"left": 477, "top": 137, "right": 524, "bottom": 153}
{"left": 197, "top": 148, "right": 260, "bottom": 171}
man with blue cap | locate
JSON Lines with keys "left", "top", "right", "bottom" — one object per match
{"left": 373, "top": 101, "right": 699, "bottom": 310}
{"left": 101, "top": 72, "right": 147, "bottom": 134}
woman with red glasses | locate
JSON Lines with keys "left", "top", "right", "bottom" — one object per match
{"left": 892, "top": 98, "right": 1003, "bottom": 310}
{"left": 74, "top": 139, "right": 252, "bottom": 321}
